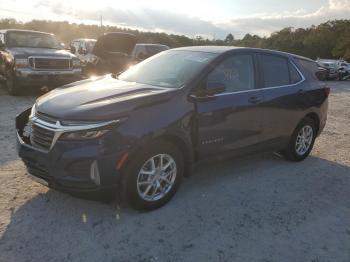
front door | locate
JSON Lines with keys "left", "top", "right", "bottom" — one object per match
{"left": 194, "top": 53, "right": 264, "bottom": 158}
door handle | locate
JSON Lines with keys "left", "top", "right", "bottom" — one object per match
{"left": 298, "top": 88, "right": 305, "bottom": 94}
{"left": 248, "top": 96, "right": 261, "bottom": 104}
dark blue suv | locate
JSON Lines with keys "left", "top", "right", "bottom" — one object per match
{"left": 16, "top": 46, "right": 329, "bottom": 210}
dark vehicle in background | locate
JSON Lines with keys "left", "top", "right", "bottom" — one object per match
{"left": 317, "top": 59, "right": 340, "bottom": 80}
{"left": 131, "top": 43, "right": 169, "bottom": 61}
{"left": 316, "top": 64, "right": 329, "bottom": 81}
{"left": 70, "top": 32, "right": 137, "bottom": 76}
{"left": 0, "top": 29, "right": 81, "bottom": 95}
{"left": 337, "top": 61, "right": 350, "bottom": 80}
{"left": 16, "top": 47, "right": 329, "bottom": 210}
{"left": 70, "top": 35, "right": 169, "bottom": 76}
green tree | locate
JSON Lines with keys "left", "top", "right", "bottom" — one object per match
{"left": 225, "top": 33, "right": 234, "bottom": 45}
{"left": 2, "top": 18, "right": 350, "bottom": 60}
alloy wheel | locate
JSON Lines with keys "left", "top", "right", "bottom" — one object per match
{"left": 136, "top": 154, "right": 177, "bottom": 202}
{"left": 295, "top": 125, "right": 313, "bottom": 156}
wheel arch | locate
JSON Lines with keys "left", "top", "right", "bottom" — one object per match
{"left": 156, "top": 134, "right": 195, "bottom": 176}
{"left": 304, "top": 112, "right": 320, "bottom": 135}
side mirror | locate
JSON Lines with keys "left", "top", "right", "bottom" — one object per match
{"left": 60, "top": 43, "right": 65, "bottom": 49}
{"left": 190, "top": 81, "right": 226, "bottom": 100}
{"left": 205, "top": 81, "right": 226, "bottom": 96}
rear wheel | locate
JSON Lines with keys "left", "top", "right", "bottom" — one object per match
{"left": 283, "top": 117, "right": 316, "bottom": 161}
{"left": 122, "top": 140, "right": 184, "bottom": 211}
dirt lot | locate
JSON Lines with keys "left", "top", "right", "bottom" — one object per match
{"left": 0, "top": 82, "right": 349, "bottom": 262}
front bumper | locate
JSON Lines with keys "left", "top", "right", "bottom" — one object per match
{"left": 15, "top": 68, "right": 82, "bottom": 87}
{"left": 16, "top": 109, "right": 124, "bottom": 198}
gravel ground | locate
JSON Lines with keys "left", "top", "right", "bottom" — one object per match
{"left": 0, "top": 82, "right": 349, "bottom": 262}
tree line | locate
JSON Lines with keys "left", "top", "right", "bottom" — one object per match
{"left": 1, "top": 18, "right": 350, "bottom": 60}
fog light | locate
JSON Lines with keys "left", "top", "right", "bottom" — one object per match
{"left": 90, "top": 161, "right": 101, "bottom": 186}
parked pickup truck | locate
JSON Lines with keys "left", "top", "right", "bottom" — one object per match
{"left": 0, "top": 29, "right": 82, "bottom": 95}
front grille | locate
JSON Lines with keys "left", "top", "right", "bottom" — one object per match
{"left": 30, "top": 123, "right": 55, "bottom": 151}
{"left": 29, "top": 57, "right": 72, "bottom": 70}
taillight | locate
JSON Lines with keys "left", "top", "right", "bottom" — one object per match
{"left": 324, "top": 86, "right": 330, "bottom": 97}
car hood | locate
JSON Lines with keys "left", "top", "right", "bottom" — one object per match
{"left": 36, "top": 75, "right": 175, "bottom": 121}
{"left": 7, "top": 47, "right": 75, "bottom": 59}
{"left": 92, "top": 33, "right": 137, "bottom": 57}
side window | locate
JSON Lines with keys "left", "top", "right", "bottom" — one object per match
{"left": 289, "top": 62, "right": 302, "bottom": 84}
{"left": 261, "top": 54, "right": 290, "bottom": 87}
{"left": 207, "top": 54, "right": 255, "bottom": 93}
{"left": 136, "top": 46, "right": 147, "bottom": 59}
{"left": 134, "top": 46, "right": 142, "bottom": 57}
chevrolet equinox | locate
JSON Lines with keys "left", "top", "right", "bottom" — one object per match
{"left": 16, "top": 46, "right": 329, "bottom": 210}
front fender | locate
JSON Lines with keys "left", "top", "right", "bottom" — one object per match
{"left": 113, "top": 92, "right": 196, "bottom": 164}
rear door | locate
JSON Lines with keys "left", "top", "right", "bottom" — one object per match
{"left": 195, "top": 53, "right": 264, "bottom": 158}
{"left": 258, "top": 53, "right": 309, "bottom": 144}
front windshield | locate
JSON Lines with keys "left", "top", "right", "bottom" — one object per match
{"left": 119, "top": 50, "right": 217, "bottom": 88}
{"left": 6, "top": 31, "right": 61, "bottom": 49}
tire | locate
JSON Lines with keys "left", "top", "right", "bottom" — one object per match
{"left": 283, "top": 117, "right": 316, "bottom": 162}
{"left": 5, "top": 72, "right": 20, "bottom": 96}
{"left": 121, "top": 140, "right": 184, "bottom": 211}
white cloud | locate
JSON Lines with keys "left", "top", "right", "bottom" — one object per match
{"left": 1, "top": 0, "right": 350, "bottom": 38}
{"left": 217, "top": 0, "right": 350, "bottom": 37}
{"left": 329, "top": 0, "right": 350, "bottom": 10}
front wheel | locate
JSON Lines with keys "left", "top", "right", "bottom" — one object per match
{"left": 122, "top": 140, "right": 184, "bottom": 211}
{"left": 283, "top": 117, "right": 316, "bottom": 161}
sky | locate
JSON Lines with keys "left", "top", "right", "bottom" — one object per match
{"left": 0, "top": 0, "right": 350, "bottom": 39}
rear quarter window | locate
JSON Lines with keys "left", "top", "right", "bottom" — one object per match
{"left": 289, "top": 62, "right": 303, "bottom": 84}
{"left": 298, "top": 59, "right": 320, "bottom": 81}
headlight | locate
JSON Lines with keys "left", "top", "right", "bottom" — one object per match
{"left": 72, "top": 59, "right": 81, "bottom": 68}
{"left": 60, "top": 129, "right": 110, "bottom": 140}
{"left": 15, "top": 58, "right": 29, "bottom": 68}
